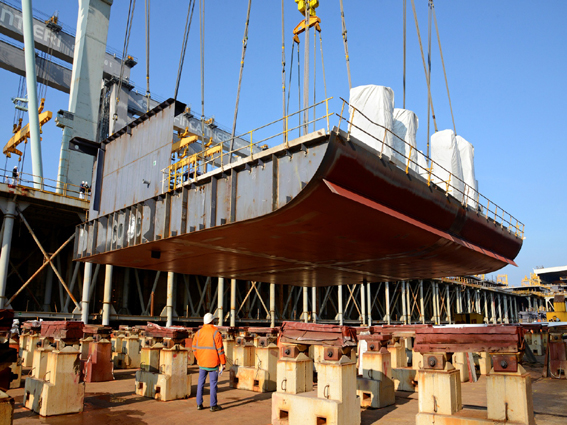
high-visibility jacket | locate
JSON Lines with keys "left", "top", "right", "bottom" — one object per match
{"left": 192, "top": 324, "right": 226, "bottom": 368}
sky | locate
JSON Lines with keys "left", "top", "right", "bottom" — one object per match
{"left": 0, "top": 0, "right": 565, "bottom": 287}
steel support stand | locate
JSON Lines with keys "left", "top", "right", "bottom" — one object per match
{"left": 446, "top": 285, "right": 452, "bottom": 324}
{"left": 484, "top": 291, "right": 489, "bottom": 323}
{"left": 497, "top": 294, "right": 503, "bottom": 324}
{"left": 361, "top": 282, "right": 366, "bottom": 325}
{"left": 166, "top": 272, "right": 174, "bottom": 327}
{"left": 503, "top": 294, "right": 509, "bottom": 324}
{"left": 81, "top": 263, "right": 92, "bottom": 323}
{"left": 385, "top": 282, "right": 391, "bottom": 325}
{"left": 102, "top": 265, "right": 113, "bottom": 326}
{"left": 367, "top": 281, "right": 372, "bottom": 326}
{"left": 312, "top": 287, "right": 317, "bottom": 323}
{"left": 491, "top": 292, "right": 497, "bottom": 325}
{"left": 406, "top": 280, "right": 412, "bottom": 324}
{"left": 0, "top": 198, "right": 15, "bottom": 308}
{"left": 338, "top": 285, "right": 344, "bottom": 325}
{"left": 419, "top": 280, "right": 425, "bottom": 324}
{"left": 43, "top": 268, "right": 54, "bottom": 312}
{"left": 270, "top": 283, "right": 275, "bottom": 327}
{"left": 218, "top": 277, "right": 224, "bottom": 325}
{"left": 303, "top": 287, "right": 309, "bottom": 323}
{"left": 435, "top": 282, "right": 441, "bottom": 325}
{"left": 230, "top": 279, "right": 236, "bottom": 327}
{"left": 401, "top": 281, "right": 407, "bottom": 325}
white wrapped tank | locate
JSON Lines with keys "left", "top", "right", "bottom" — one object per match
{"left": 392, "top": 108, "right": 419, "bottom": 172}
{"left": 348, "top": 85, "right": 395, "bottom": 159}
{"left": 430, "top": 129, "right": 465, "bottom": 202}
{"left": 455, "top": 135, "right": 478, "bottom": 208}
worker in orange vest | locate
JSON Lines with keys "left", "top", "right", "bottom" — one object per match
{"left": 192, "top": 312, "right": 226, "bottom": 411}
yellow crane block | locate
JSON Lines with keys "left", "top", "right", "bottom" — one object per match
{"left": 295, "top": 0, "right": 319, "bottom": 16}
{"left": 496, "top": 274, "right": 508, "bottom": 286}
{"left": 4, "top": 110, "right": 52, "bottom": 157}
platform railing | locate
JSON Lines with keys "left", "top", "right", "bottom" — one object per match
{"left": 163, "top": 98, "right": 333, "bottom": 193}
{"left": 336, "top": 98, "right": 525, "bottom": 239}
{"left": 0, "top": 167, "right": 88, "bottom": 201}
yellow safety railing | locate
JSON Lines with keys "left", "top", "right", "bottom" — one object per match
{"left": 336, "top": 98, "right": 525, "bottom": 239}
{"left": 164, "top": 98, "right": 333, "bottom": 192}
{"left": 0, "top": 167, "right": 88, "bottom": 201}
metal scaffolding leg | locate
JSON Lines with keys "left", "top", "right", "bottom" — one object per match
{"left": 446, "top": 285, "right": 452, "bottom": 324}
{"left": 166, "top": 272, "right": 174, "bottom": 327}
{"left": 406, "top": 281, "right": 412, "bottom": 324}
{"left": 401, "top": 281, "right": 407, "bottom": 325}
{"left": 497, "top": 294, "right": 503, "bottom": 324}
{"left": 102, "top": 265, "right": 113, "bottom": 326}
{"left": 218, "top": 278, "right": 224, "bottom": 326}
{"left": 361, "top": 282, "right": 366, "bottom": 325}
{"left": 119, "top": 268, "right": 130, "bottom": 315}
{"left": 419, "top": 280, "right": 425, "bottom": 324}
{"left": 43, "top": 268, "right": 54, "bottom": 312}
{"left": 230, "top": 279, "right": 236, "bottom": 327}
{"left": 514, "top": 297, "right": 518, "bottom": 322}
{"left": 303, "top": 287, "right": 309, "bottom": 323}
{"left": 0, "top": 198, "right": 16, "bottom": 308}
{"left": 503, "top": 294, "right": 509, "bottom": 324}
{"left": 385, "top": 281, "right": 391, "bottom": 325}
{"left": 484, "top": 291, "right": 489, "bottom": 323}
{"left": 466, "top": 289, "right": 471, "bottom": 313}
{"left": 337, "top": 285, "right": 344, "bottom": 325}
{"left": 435, "top": 282, "right": 441, "bottom": 325}
{"left": 491, "top": 292, "right": 497, "bottom": 325}
{"left": 312, "top": 287, "right": 317, "bottom": 323}
{"left": 367, "top": 282, "right": 372, "bottom": 326}
{"left": 270, "top": 283, "right": 275, "bottom": 327}
{"left": 81, "top": 263, "right": 93, "bottom": 323}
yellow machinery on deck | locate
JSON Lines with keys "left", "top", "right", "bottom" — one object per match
{"left": 547, "top": 295, "right": 567, "bottom": 322}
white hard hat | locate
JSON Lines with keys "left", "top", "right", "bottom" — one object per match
{"left": 203, "top": 312, "right": 214, "bottom": 325}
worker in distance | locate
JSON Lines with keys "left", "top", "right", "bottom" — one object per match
{"left": 193, "top": 312, "right": 226, "bottom": 412}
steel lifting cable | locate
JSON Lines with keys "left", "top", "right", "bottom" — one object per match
{"left": 403, "top": 0, "right": 407, "bottom": 109}
{"left": 318, "top": 32, "right": 328, "bottom": 104}
{"left": 339, "top": 0, "right": 352, "bottom": 90}
{"left": 427, "top": 0, "right": 432, "bottom": 160}
{"left": 174, "top": 0, "right": 196, "bottom": 101}
{"left": 285, "top": 42, "right": 295, "bottom": 115}
{"left": 199, "top": 0, "right": 205, "bottom": 153}
{"left": 297, "top": 43, "right": 301, "bottom": 131}
{"left": 116, "top": 0, "right": 137, "bottom": 114}
{"left": 145, "top": 0, "right": 151, "bottom": 110}
{"left": 410, "top": 0, "right": 437, "bottom": 157}
{"left": 229, "top": 0, "right": 253, "bottom": 162}
{"left": 432, "top": 2, "right": 457, "bottom": 135}
{"left": 281, "top": 0, "right": 286, "bottom": 142}
{"left": 312, "top": 28, "right": 316, "bottom": 132}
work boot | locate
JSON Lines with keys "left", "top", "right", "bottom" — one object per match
{"left": 197, "top": 404, "right": 203, "bottom": 410}
{"left": 210, "top": 405, "right": 223, "bottom": 412}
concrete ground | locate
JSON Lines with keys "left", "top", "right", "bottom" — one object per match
{"left": 7, "top": 361, "right": 567, "bottom": 425}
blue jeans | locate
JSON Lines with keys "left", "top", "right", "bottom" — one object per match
{"left": 196, "top": 368, "right": 219, "bottom": 407}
